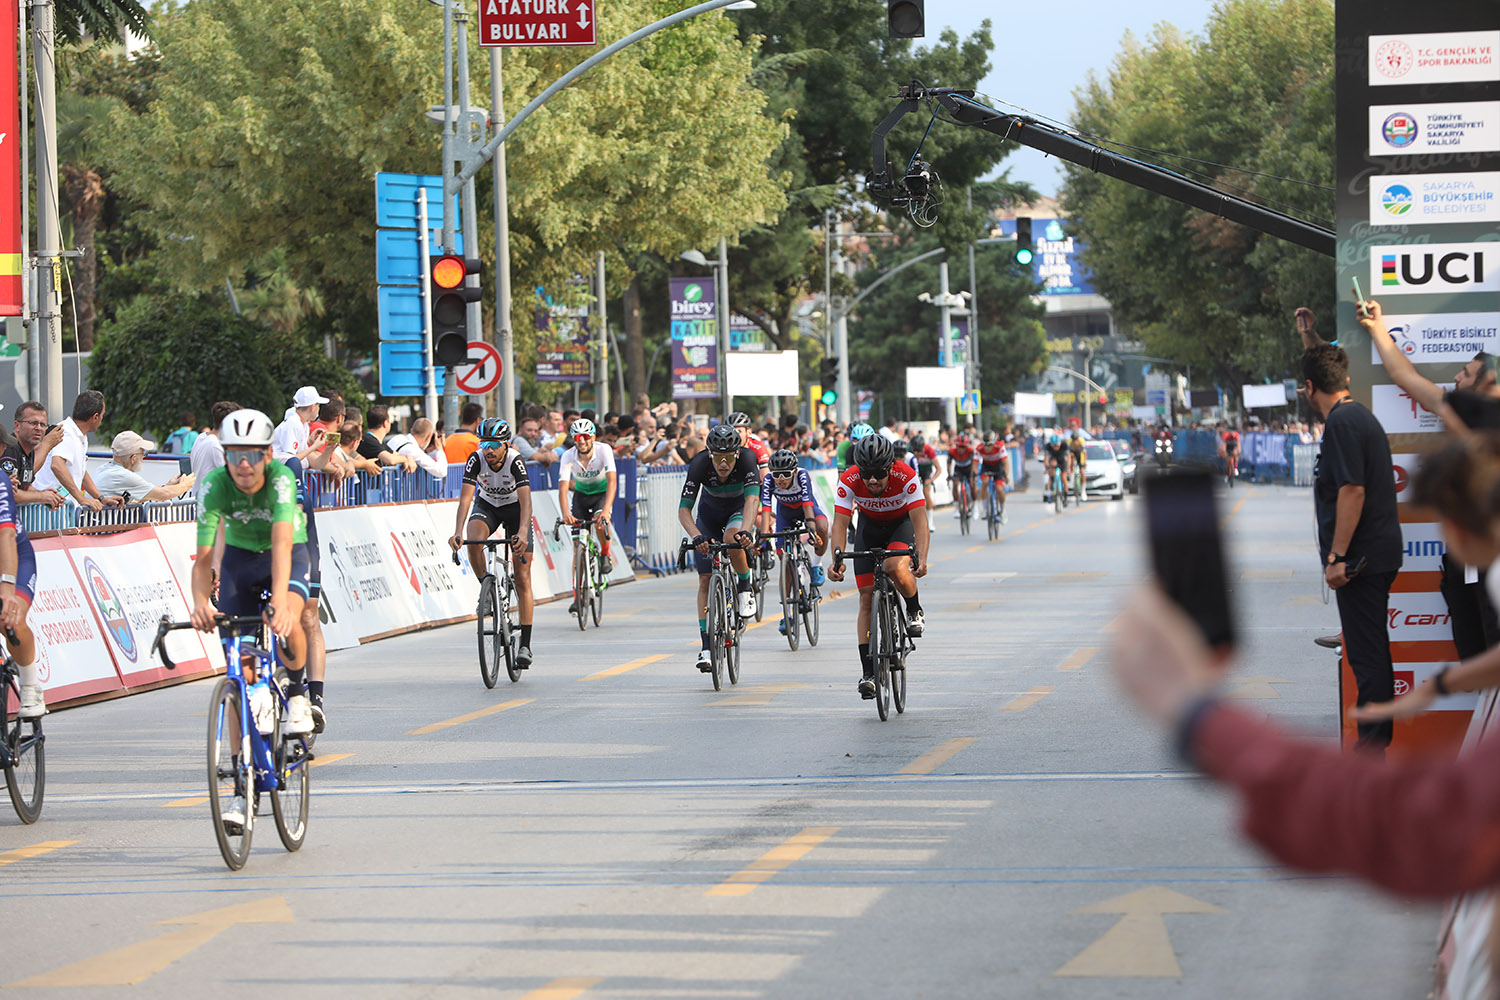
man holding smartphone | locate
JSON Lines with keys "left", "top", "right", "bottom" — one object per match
{"left": 1301, "top": 344, "right": 1403, "bottom": 752}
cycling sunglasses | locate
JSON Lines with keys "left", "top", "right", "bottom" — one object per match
{"left": 225, "top": 448, "right": 268, "bottom": 467}
{"left": 860, "top": 467, "right": 892, "bottom": 482}
{"left": 479, "top": 440, "right": 508, "bottom": 451}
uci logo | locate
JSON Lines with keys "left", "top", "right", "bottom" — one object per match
{"left": 1378, "top": 244, "right": 1497, "bottom": 294}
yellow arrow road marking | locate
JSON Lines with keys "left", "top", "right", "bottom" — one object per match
{"left": 711, "top": 681, "right": 812, "bottom": 707}
{"left": 1224, "top": 675, "right": 1293, "bottom": 700}
{"left": 1053, "top": 886, "right": 1226, "bottom": 978}
{"left": 520, "top": 978, "right": 603, "bottom": 1000}
{"left": 1002, "top": 686, "right": 1054, "bottom": 713}
{"left": 0, "top": 840, "right": 75, "bottom": 867}
{"left": 581, "top": 653, "right": 670, "bottom": 681}
{"left": 406, "top": 698, "right": 533, "bottom": 735}
{"left": 706, "top": 826, "right": 839, "bottom": 897}
{"left": 9, "top": 896, "right": 294, "bottom": 987}
{"left": 899, "top": 737, "right": 977, "bottom": 775}
{"left": 1059, "top": 647, "right": 1098, "bottom": 671}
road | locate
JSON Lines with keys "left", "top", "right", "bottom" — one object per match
{"left": 1, "top": 483, "right": 1437, "bottom": 997}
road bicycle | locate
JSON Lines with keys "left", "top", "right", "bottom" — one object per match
{"left": 679, "top": 537, "right": 749, "bottom": 691}
{"left": 1072, "top": 462, "right": 1087, "bottom": 502}
{"left": 834, "top": 546, "right": 918, "bottom": 721}
{"left": 553, "top": 517, "right": 607, "bottom": 632}
{"left": 762, "top": 522, "right": 820, "bottom": 651}
{"left": 982, "top": 472, "right": 1007, "bottom": 540}
{"left": 456, "top": 538, "right": 520, "bottom": 687}
{"left": 952, "top": 474, "right": 972, "bottom": 535}
{"left": 1, "top": 630, "right": 44, "bottom": 824}
{"left": 1225, "top": 450, "right": 1239, "bottom": 488}
{"left": 750, "top": 538, "right": 773, "bottom": 623}
{"left": 153, "top": 610, "right": 311, "bottom": 871}
{"left": 1047, "top": 463, "right": 1065, "bottom": 513}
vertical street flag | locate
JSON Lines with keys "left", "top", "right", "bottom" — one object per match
{"left": 0, "top": 0, "right": 22, "bottom": 316}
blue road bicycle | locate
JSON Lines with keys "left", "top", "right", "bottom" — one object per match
{"left": 154, "top": 609, "right": 312, "bottom": 871}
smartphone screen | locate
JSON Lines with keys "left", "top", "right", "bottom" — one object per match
{"left": 1143, "top": 467, "right": 1235, "bottom": 651}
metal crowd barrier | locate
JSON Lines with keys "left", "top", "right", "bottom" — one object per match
{"left": 636, "top": 464, "right": 691, "bottom": 575}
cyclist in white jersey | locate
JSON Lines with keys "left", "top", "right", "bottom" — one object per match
{"left": 450, "top": 418, "right": 536, "bottom": 669}
{"left": 559, "top": 418, "right": 618, "bottom": 610}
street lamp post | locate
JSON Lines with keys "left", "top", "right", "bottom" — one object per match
{"left": 917, "top": 262, "right": 968, "bottom": 431}
{"left": 682, "top": 240, "right": 733, "bottom": 417}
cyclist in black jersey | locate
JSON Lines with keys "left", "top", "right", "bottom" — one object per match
{"left": 679, "top": 424, "right": 760, "bottom": 672}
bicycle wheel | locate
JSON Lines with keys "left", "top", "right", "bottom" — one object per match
{"left": 959, "top": 488, "right": 970, "bottom": 536}
{"left": 270, "top": 722, "right": 310, "bottom": 852}
{"left": 752, "top": 550, "right": 768, "bottom": 623}
{"left": 803, "top": 558, "right": 821, "bottom": 647}
{"left": 1054, "top": 475, "right": 1064, "bottom": 512}
{"left": 727, "top": 617, "right": 741, "bottom": 685}
{"left": 781, "top": 554, "right": 800, "bottom": 652}
{"left": 706, "top": 578, "right": 727, "bottom": 691}
{"left": 891, "top": 603, "right": 909, "bottom": 715}
{"left": 477, "top": 574, "right": 501, "bottom": 689}
{"left": 986, "top": 489, "right": 999, "bottom": 541}
{"left": 590, "top": 547, "right": 604, "bottom": 627}
{"left": 2, "top": 674, "right": 44, "bottom": 824}
{"left": 574, "top": 544, "right": 589, "bottom": 632}
{"left": 206, "top": 678, "right": 253, "bottom": 870}
{"left": 869, "top": 592, "right": 891, "bottom": 721}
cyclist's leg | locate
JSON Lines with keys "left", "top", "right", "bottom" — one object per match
{"left": 11, "top": 540, "right": 40, "bottom": 714}
{"left": 851, "top": 521, "right": 878, "bottom": 693}
{"left": 694, "top": 500, "right": 732, "bottom": 657}
{"left": 876, "top": 519, "right": 921, "bottom": 629}
{"left": 301, "top": 508, "right": 327, "bottom": 723}
{"left": 502, "top": 505, "right": 535, "bottom": 652}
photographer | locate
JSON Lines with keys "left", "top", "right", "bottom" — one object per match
{"left": 635, "top": 411, "right": 676, "bottom": 465}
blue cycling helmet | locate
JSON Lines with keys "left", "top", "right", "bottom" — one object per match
{"left": 849, "top": 423, "right": 875, "bottom": 441}
{"left": 1048, "top": 433, "right": 1062, "bottom": 446}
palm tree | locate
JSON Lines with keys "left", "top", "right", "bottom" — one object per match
{"left": 56, "top": 0, "right": 152, "bottom": 47}
{"left": 57, "top": 92, "right": 122, "bottom": 351}
{"left": 239, "top": 250, "right": 327, "bottom": 334}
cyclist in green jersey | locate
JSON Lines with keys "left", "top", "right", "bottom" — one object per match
{"left": 190, "top": 409, "right": 314, "bottom": 736}
{"left": 838, "top": 423, "right": 874, "bottom": 472}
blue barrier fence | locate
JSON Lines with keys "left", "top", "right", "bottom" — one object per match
{"left": 1098, "top": 429, "right": 1314, "bottom": 485}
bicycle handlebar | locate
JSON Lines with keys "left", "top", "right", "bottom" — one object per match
{"left": 151, "top": 613, "right": 265, "bottom": 671}
{"left": 832, "top": 547, "right": 919, "bottom": 567}
{"left": 451, "top": 536, "right": 519, "bottom": 565}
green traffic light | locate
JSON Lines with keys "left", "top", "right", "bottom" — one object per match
{"left": 1015, "top": 247, "right": 1034, "bottom": 265}
{"left": 821, "top": 389, "right": 837, "bottom": 405}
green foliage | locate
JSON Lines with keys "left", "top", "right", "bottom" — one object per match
{"left": 57, "top": 0, "right": 153, "bottom": 48}
{"left": 89, "top": 292, "right": 366, "bottom": 439}
{"left": 1060, "top": 0, "right": 1335, "bottom": 389}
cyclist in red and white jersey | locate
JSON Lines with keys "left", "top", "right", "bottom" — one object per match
{"left": 1221, "top": 427, "right": 1241, "bottom": 482}
{"left": 977, "top": 430, "right": 1009, "bottom": 519}
{"left": 827, "top": 435, "right": 930, "bottom": 700}
{"left": 728, "top": 411, "right": 769, "bottom": 482}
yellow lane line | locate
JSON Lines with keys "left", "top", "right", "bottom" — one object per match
{"left": 1059, "top": 647, "right": 1099, "bottom": 671}
{"left": 163, "top": 797, "right": 209, "bottom": 808}
{"left": 1002, "top": 686, "right": 1054, "bottom": 713}
{"left": 519, "top": 978, "right": 603, "bottom": 1000}
{"left": 899, "top": 737, "right": 977, "bottom": 775}
{"left": 581, "top": 654, "right": 671, "bottom": 681}
{"left": 964, "top": 544, "right": 985, "bottom": 553}
{"left": 309, "top": 753, "right": 354, "bottom": 768}
{"left": 406, "top": 698, "right": 534, "bottom": 736}
{"left": 705, "top": 826, "right": 839, "bottom": 897}
{"left": 0, "top": 840, "right": 76, "bottom": 866}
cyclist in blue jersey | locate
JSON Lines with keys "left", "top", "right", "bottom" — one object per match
{"left": 0, "top": 472, "right": 42, "bottom": 718}
{"left": 757, "top": 449, "right": 829, "bottom": 633}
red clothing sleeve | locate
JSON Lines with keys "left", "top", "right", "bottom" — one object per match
{"left": 1192, "top": 703, "right": 1500, "bottom": 898}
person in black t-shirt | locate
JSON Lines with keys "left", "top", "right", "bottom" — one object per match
{"left": 1304, "top": 344, "right": 1403, "bottom": 752}
{"left": 357, "top": 405, "right": 417, "bottom": 473}
{"left": 0, "top": 401, "right": 64, "bottom": 507}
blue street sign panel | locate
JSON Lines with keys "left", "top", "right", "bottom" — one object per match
{"left": 377, "top": 228, "right": 463, "bottom": 286}
{"left": 380, "top": 341, "right": 429, "bottom": 397}
{"left": 377, "top": 285, "right": 425, "bottom": 343}
{"left": 375, "top": 173, "right": 463, "bottom": 230}
{"left": 958, "top": 390, "right": 982, "bottom": 415}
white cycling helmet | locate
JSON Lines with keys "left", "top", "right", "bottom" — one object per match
{"left": 219, "top": 408, "right": 275, "bottom": 447}
{"left": 571, "top": 418, "right": 597, "bottom": 437}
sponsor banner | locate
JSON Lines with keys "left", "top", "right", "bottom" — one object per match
{"left": 1368, "top": 102, "right": 1500, "bottom": 156}
{"left": 152, "top": 521, "right": 228, "bottom": 670}
{"left": 1373, "top": 382, "right": 1449, "bottom": 432}
{"left": 669, "top": 276, "right": 719, "bottom": 400}
{"left": 1399, "top": 519, "right": 1448, "bottom": 573}
{"left": 1370, "top": 243, "right": 1499, "bottom": 296}
{"left": 28, "top": 538, "right": 122, "bottom": 701}
{"left": 66, "top": 528, "right": 212, "bottom": 686}
{"left": 1391, "top": 452, "right": 1418, "bottom": 503}
{"left": 1368, "top": 172, "right": 1500, "bottom": 226}
{"left": 381, "top": 502, "right": 478, "bottom": 624}
{"left": 534, "top": 291, "right": 591, "bottom": 383}
{"left": 1386, "top": 589, "right": 1456, "bottom": 641}
{"left": 317, "top": 508, "right": 425, "bottom": 641}
{"left": 1370, "top": 311, "right": 1500, "bottom": 364}
{"left": 1369, "top": 31, "right": 1500, "bottom": 87}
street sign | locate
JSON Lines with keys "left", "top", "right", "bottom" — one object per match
{"left": 456, "top": 341, "right": 503, "bottom": 395}
{"left": 379, "top": 341, "right": 429, "bottom": 396}
{"left": 958, "top": 390, "right": 982, "bottom": 415}
{"left": 478, "top": 0, "right": 597, "bottom": 47}
{"left": 375, "top": 173, "right": 462, "bottom": 230}
{"left": 377, "top": 228, "right": 463, "bottom": 286}
{"left": 377, "top": 285, "right": 424, "bottom": 343}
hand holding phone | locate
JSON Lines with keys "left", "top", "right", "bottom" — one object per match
{"left": 1352, "top": 275, "right": 1367, "bottom": 317}
{"left": 1143, "top": 467, "right": 1235, "bottom": 653}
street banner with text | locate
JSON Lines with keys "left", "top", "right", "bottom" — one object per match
{"left": 670, "top": 276, "right": 719, "bottom": 399}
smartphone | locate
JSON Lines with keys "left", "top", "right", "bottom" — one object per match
{"left": 1143, "top": 467, "right": 1235, "bottom": 652}
{"left": 1352, "top": 275, "right": 1366, "bottom": 316}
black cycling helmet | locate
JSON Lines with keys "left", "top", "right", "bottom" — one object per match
{"left": 728, "top": 411, "right": 752, "bottom": 429}
{"left": 478, "top": 417, "right": 512, "bottom": 443}
{"left": 982, "top": 430, "right": 997, "bottom": 444}
{"left": 769, "top": 449, "right": 799, "bottom": 474}
{"left": 707, "top": 424, "right": 741, "bottom": 453}
{"left": 852, "top": 434, "right": 895, "bottom": 475}
{"left": 910, "top": 434, "right": 926, "bottom": 450}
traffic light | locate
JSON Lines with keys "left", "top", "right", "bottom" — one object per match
{"left": 887, "top": 0, "right": 923, "bottom": 38}
{"left": 820, "top": 356, "right": 840, "bottom": 405}
{"left": 429, "top": 254, "right": 483, "bottom": 367}
{"left": 1014, "top": 217, "right": 1034, "bottom": 266}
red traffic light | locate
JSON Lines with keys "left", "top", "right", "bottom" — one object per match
{"left": 432, "top": 255, "right": 467, "bottom": 289}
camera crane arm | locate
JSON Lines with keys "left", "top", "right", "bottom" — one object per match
{"left": 868, "top": 85, "right": 1334, "bottom": 259}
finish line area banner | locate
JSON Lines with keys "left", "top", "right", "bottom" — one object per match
{"left": 32, "top": 494, "right": 634, "bottom": 709}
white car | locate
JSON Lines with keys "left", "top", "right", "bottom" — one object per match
{"left": 1082, "top": 443, "right": 1125, "bottom": 500}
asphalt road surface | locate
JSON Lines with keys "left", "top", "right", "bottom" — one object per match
{"left": 2, "top": 482, "right": 1438, "bottom": 997}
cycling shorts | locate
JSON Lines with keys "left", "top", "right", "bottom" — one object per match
{"left": 851, "top": 516, "right": 915, "bottom": 589}
{"left": 772, "top": 503, "right": 825, "bottom": 550}
{"left": 11, "top": 535, "right": 35, "bottom": 605}
{"left": 693, "top": 494, "right": 748, "bottom": 575}
{"left": 980, "top": 461, "right": 1007, "bottom": 483}
{"left": 217, "top": 543, "right": 311, "bottom": 618}
{"left": 917, "top": 462, "right": 935, "bottom": 484}
{"left": 468, "top": 497, "right": 534, "bottom": 553}
{"left": 570, "top": 491, "right": 609, "bottom": 525}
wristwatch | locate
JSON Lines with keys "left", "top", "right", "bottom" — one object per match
{"left": 1326, "top": 551, "right": 1345, "bottom": 566}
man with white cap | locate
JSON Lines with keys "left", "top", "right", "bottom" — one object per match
{"left": 94, "top": 431, "right": 194, "bottom": 501}
{"left": 272, "top": 386, "right": 331, "bottom": 465}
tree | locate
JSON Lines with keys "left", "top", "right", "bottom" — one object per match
{"left": 105, "top": 0, "right": 786, "bottom": 370}
{"left": 56, "top": 0, "right": 152, "bottom": 48}
{"left": 57, "top": 92, "right": 125, "bottom": 350}
{"left": 88, "top": 292, "right": 366, "bottom": 439}
{"left": 1059, "top": 0, "right": 1335, "bottom": 389}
